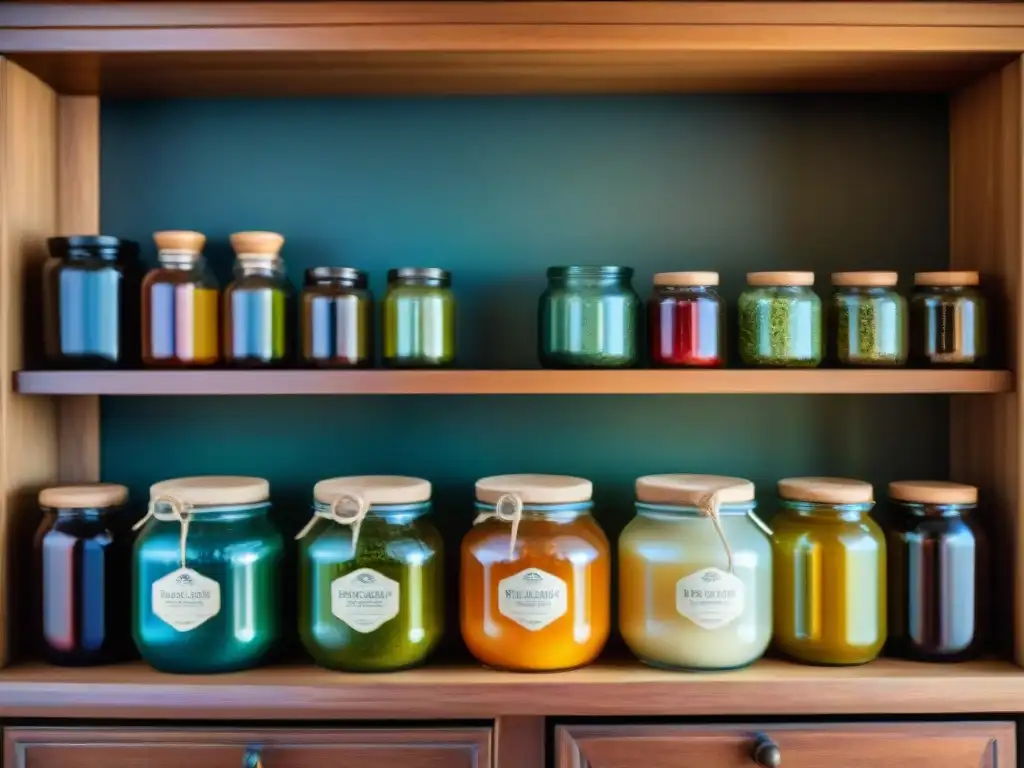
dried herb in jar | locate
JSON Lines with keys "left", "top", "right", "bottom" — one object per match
{"left": 738, "top": 277, "right": 822, "bottom": 367}
{"left": 831, "top": 273, "right": 907, "bottom": 366}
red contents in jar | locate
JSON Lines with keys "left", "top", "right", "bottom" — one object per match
{"left": 649, "top": 294, "right": 723, "bottom": 366}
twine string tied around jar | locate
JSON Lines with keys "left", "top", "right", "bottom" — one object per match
{"left": 693, "top": 488, "right": 773, "bottom": 573}
{"left": 473, "top": 493, "right": 522, "bottom": 560}
{"left": 133, "top": 494, "right": 194, "bottom": 570}
{"left": 295, "top": 493, "right": 371, "bottom": 554}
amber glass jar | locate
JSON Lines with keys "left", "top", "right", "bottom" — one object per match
{"left": 461, "top": 474, "right": 610, "bottom": 671}
{"left": 224, "top": 231, "right": 294, "bottom": 366}
{"left": 300, "top": 267, "right": 373, "bottom": 367}
{"left": 773, "top": 477, "right": 886, "bottom": 665}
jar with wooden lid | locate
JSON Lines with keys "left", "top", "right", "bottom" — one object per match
{"left": 462, "top": 474, "right": 610, "bottom": 671}
{"left": 885, "top": 480, "right": 987, "bottom": 661}
{"left": 224, "top": 231, "right": 294, "bottom": 366}
{"left": 830, "top": 271, "right": 907, "bottom": 366}
{"left": 297, "top": 475, "right": 443, "bottom": 672}
{"left": 383, "top": 268, "right": 455, "bottom": 367}
{"left": 648, "top": 272, "right": 724, "bottom": 367}
{"left": 910, "top": 271, "right": 987, "bottom": 366}
{"left": 132, "top": 476, "right": 283, "bottom": 673}
{"left": 772, "top": 477, "right": 886, "bottom": 665}
{"left": 34, "top": 483, "right": 131, "bottom": 666}
{"left": 738, "top": 271, "right": 822, "bottom": 367}
{"left": 301, "top": 267, "right": 373, "bottom": 367}
{"left": 142, "top": 230, "right": 219, "bottom": 367}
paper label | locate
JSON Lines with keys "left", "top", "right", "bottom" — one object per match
{"left": 675, "top": 567, "right": 745, "bottom": 630}
{"left": 498, "top": 567, "right": 567, "bottom": 631}
{"left": 152, "top": 567, "right": 221, "bottom": 632}
{"left": 331, "top": 568, "right": 400, "bottom": 633}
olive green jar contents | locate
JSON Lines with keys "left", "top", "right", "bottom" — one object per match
{"left": 297, "top": 476, "right": 443, "bottom": 672}
{"left": 738, "top": 271, "right": 822, "bottom": 367}
{"left": 911, "top": 271, "right": 987, "bottom": 366}
{"left": 300, "top": 267, "right": 373, "bottom": 367}
{"left": 831, "top": 271, "right": 908, "bottom": 366}
{"left": 383, "top": 268, "right": 455, "bottom": 367}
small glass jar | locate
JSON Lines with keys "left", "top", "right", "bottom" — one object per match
{"left": 539, "top": 266, "right": 640, "bottom": 368}
{"left": 142, "top": 230, "right": 219, "bottom": 367}
{"left": 132, "top": 476, "right": 283, "bottom": 674}
{"left": 648, "top": 272, "right": 724, "bottom": 367}
{"left": 462, "top": 474, "right": 610, "bottom": 671}
{"left": 383, "top": 268, "right": 455, "bottom": 367}
{"left": 830, "top": 271, "right": 907, "bottom": 366}
{"left": 738, "top": 271, "right": 822, "bottom": 367}
{"left": 297, "top": 475, "right": 443, "bottom": 672}
{"left": 772, "top": 477, "right": 886, "bottom": 666}
{"left": 224, "top": 231, "right": 294, "bottom": 366}
{"left": 620, "top": 475, "right": 772, "bottom": 671}
{"left": 43, "top": 235, "right": 141, "bottom": 368}
{"left": 911, "top": 271, "right": 987, "bottom": 366}
{"left": 301, "top": 267, "right": 373, "bottom": 368}
{"left": 34, "top": 483, "right": 131, "bottom": 666}
{"left": 885, "top": 480, "right": 987, "bottom": 661}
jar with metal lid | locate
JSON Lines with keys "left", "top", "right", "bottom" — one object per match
{"left": 224, "top": 231, "right": 294, "bottom": 366}
{"left": 772, "top": 477, "right": 886, "bottom": 665}
{"left": 619, "top": 475, "right": 772, "bottom": 671}
{"left": 910, "top": 271, "right": 987, "bottom": 366}
{"left": 142, "top": 230, "right": 219, "bottom": 367}
{"left": 648, "top": 272, "right": 724, "bottom": 367}
{"left": 462, "top": 474, "right": 610, "bottom": 672}
{"left": 297, "top": 475, "right": 443, "bottom": 672}
{"left": 383, "top": 268, "right": 455, "bottom": 367}
{"left": 132, "top": 476, "right": 283, "bottom": 673}
{"left": 34, "top": 483, "right": 131, "bottom": 666}
{"left": 301, "top": 267, "right": 373, "bottom": 367}
{"left": 830, "top": 271, "right": 907, "bottom": 366}
{"left": 539, "top": 266, "right": 640, "bottom": 368}
{"left": 738, "top": 271, "right": 822, "bottom": 367}
{"left": 885, "top": 480, "right": 987, "bottom": 661}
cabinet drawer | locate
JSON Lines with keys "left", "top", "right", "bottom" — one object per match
{"left": 556, "top": 722, "right": 1013, "bottom": 768}
{"left": 4, "top": 727, "right": 491, "bottom": 768}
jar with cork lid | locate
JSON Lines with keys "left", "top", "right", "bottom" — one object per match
{"left": 738, "top": 271, "right": 822, "bottom": 367}
{"left": 648, "top": 272, "right": 725, "bottom": 367}
{"left": 224, "top": 231, "right": 294, "bottom": 366}
{"left": 910, "top": 271, "right": 987, "bottom": 366}
{"left": 830, "top": 271, "right": 907, "bottom": 366}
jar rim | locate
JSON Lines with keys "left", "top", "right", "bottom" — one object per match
{"left": 474, "top": 500, "right": 593, "bottom": 514}
{"left": 635, "top": 500, "right": 756, "bottom": 516}
{"left": 305, "top": 266, "right": 367, "bottom": 286}
{"left": 547, "top": 266, "right": 633, "bottom": 280}
{"left": 388, "top": 267, "right": 450, "bottom": 285}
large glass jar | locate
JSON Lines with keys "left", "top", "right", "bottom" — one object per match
{"left": 142, "top": 230, "right": 219, "bottom": 367}
{"left": 830, "top": 271, "right": 907, "bottom": 366}
{"left": 43, "top": 235, "right": 141, "bottom": 368}
{"left": 297, "top": 475, "right": 443, "bottom": 672}
{"left": 738, "top": 271, "right": 822, "bottom": 367}
{"left": 34, "top": 484, "right": 131, "bottom": 666}
{"left": 462, "top": 474, "right": 610, "bottom": 672}
{"left": 773, "top": 477, "right": 886, "bottom": 665}
{"left": 224, "top": 231, "right": 294, "bottom": 366}
{"left": 301, "top": 267, "right": 373, "bottom": 368}
{"left": 911, "top": 271, "right": 987, "bottom": 366}
{"left": 620, "top": 475, "right": 772, "bottom": 671}
{"left": 885, "top": 480, "right": 987, "bottom": 661}
{"left": 648, "top": 272, "right": 724, "bottom": 367}
{"left": 132, "top": 476, "right": 283, "bottom": 674}
{"left": 539, "top": 266, "right": 640, "bottom": 368}
{"left": 383, "top": 268, "right": 455, "bottom": 367}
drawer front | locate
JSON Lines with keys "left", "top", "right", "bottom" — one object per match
{"left": 5, "top": 727, "right": 491, "bottom": 768}
{"left": 556, "top": 723, "right": 1014, "bottom": 768}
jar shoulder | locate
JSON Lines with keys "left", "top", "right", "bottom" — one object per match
{"left": 464, "top": 516, "right": 609, "bottom": 554}
{"left": 772, "top": 511, "right": 885, "bottom": 547}
{"left": 143, "top": 267, "right": 218, "bottom": 291}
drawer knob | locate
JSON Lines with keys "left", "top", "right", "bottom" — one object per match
{"left": 752, "top": 733, "right": 781, "bottom": 767}
{"left": 243, "top": 748, "right": 263, "bottom": 768}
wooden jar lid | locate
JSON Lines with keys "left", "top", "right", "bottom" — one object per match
{"left": 39, "top": 483, "right": 128, "bottom": 509}
{"left": 314, "top": 476, "right": 431, "bottom": 506}
{"left": 778, "top": 476, "right": 873, "bottom": 504}
{"left": 889, "top": 480, "right": 978, "bottom": 505}
{"left": 747, "top": 271, "right": 815, "bottom": 287}
{"left": 476, "top": 474, "right": 592, "bottom": 505}
{"left": 636, "top": 474, "right": 754, "bottom": 505}
{"left": 230, "top": 231, "right": 285, "bottom": 259}
{"left": 150, "top": 476, "right": 270, "bottom": 506}
{"left": 831, "top": 271, "right": 898, "bottom": 287}
{"left": 153, "top": 230, "right": 205, "bottom": 254}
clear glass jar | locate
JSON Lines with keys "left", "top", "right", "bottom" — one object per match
{"left": 297, "top": 476, "right": 443, "bottom": 672}
{"left": 224, "top": 231, "right": 294, "bottom": 366}
{"left": 301, "top": 267, "right": 373, "bottom": 368}
{"left": 910, "top": 271, "right": 987, "bottom": 366}
{"left": 830, "top": 271, "right": 907, "bottom": 366}
{"left": 539, "top": 266, "right": 640, "bottom": 368}
{"left": 462, "top": 474, "right": 610, "bottom": 671}
{"left": 648, "top": 272, "right": 724, "bottom": 367}
{"left": 772, "top": 477, "right": 886, "bottom": 665}
{"left": 132, "top": 476, "right": 283, "bottom": 674}
{"left": 34, "top": 484, "right": 131, "bottom": 666}
{"left": 383, "top": 268, "right": 455, "bottom": 367}
{"left": 738, "top": 271, "right": 822, "bottom": 367}
{"left": 142, "top": 230, "right": 219, "bottom": 367}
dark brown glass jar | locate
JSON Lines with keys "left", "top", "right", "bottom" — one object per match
{"left": 301, "top": 267, "right": 373, "bottom": 367}
{"left": 885, "top": 480, "right": 987, "bottom": 661}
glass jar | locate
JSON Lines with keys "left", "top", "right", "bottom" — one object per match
{"left": 34, "top": 483, "right": 131, "bottom": 666}
{"left": 738, "top": 271, "right": 822, "bottom": 367}
{"left": 297, "top": 475, "right": 443, "bottom": 672}
{"left": 43, "top": 235, "right": 141, "bottom": 368}
{"left": 383, "top": 268, "right": 455, "bottom": 367}
{"left": 224, "top": 231, "right": 294, "bottom": 366}
{"left": 301, "top": 267, "right": 373, "bottom": 368}
{"left": 132, "top": 476, "right": 283, "bottom": 674}
{"left": 885, "top": 480, "right": 987, "bottom": 661}
{"left": 911, "top": 271, "right": 987, "bottom": 366}
{"left": 539, "top": 266, "right": 640, "bottom": 368}
{"left": 772, "top": 477, "right": 886, "bottom": 665}
{"left": 831, "top": 271, "right": 907, "bottom": 366}
{"left": 142, "top": 230, "right": 219, "bottom": 367}
{"left": 462, "top": 474, "right": 610, "bottom": 672}
{"left": 648, "top": 272, "right": 724, "bottom": 367}
{"left": 619, "top": 475, "right": 772, "bottom": 671}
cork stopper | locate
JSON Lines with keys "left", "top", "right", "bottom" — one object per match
{"left": 153, "top": 230, "right": 205, "bottom": 255}
{"left": 314, "top": 475, "right": 431, "bottom": 506}
{"left": 150, "top": 476, "right": 269, "bottom": 507}
{"left": 832, "top": 271, "right": 899, "bottom": 288}
{"left": 39, "top": 483, "right": 128, "bottom": 509}
{"left": 779, "top": 476, "right": 873, "bottom": 505}
{"left": 476, "top": 474, "right": 592, "bottom": 505}
{"left": 889, "top": 480, "right": 978, "bottom": 505}
{"left": 636, "top": 474, "right": 754, "bottom": 505}
{"left": 747, "top": 271, "right": 815, "bottom": 287}
{"left": 653, "top": 271, "right": 720, "bottom": 287}
{"left": 914, "top": 271, "right": 980, "bottom": 287}
{"left": 230, "top": 231, "right": 284, "bottom": 260}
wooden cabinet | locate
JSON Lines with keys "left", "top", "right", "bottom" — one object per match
{"left": 556, "top": 723, "right": 1014, "bottom": 768}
